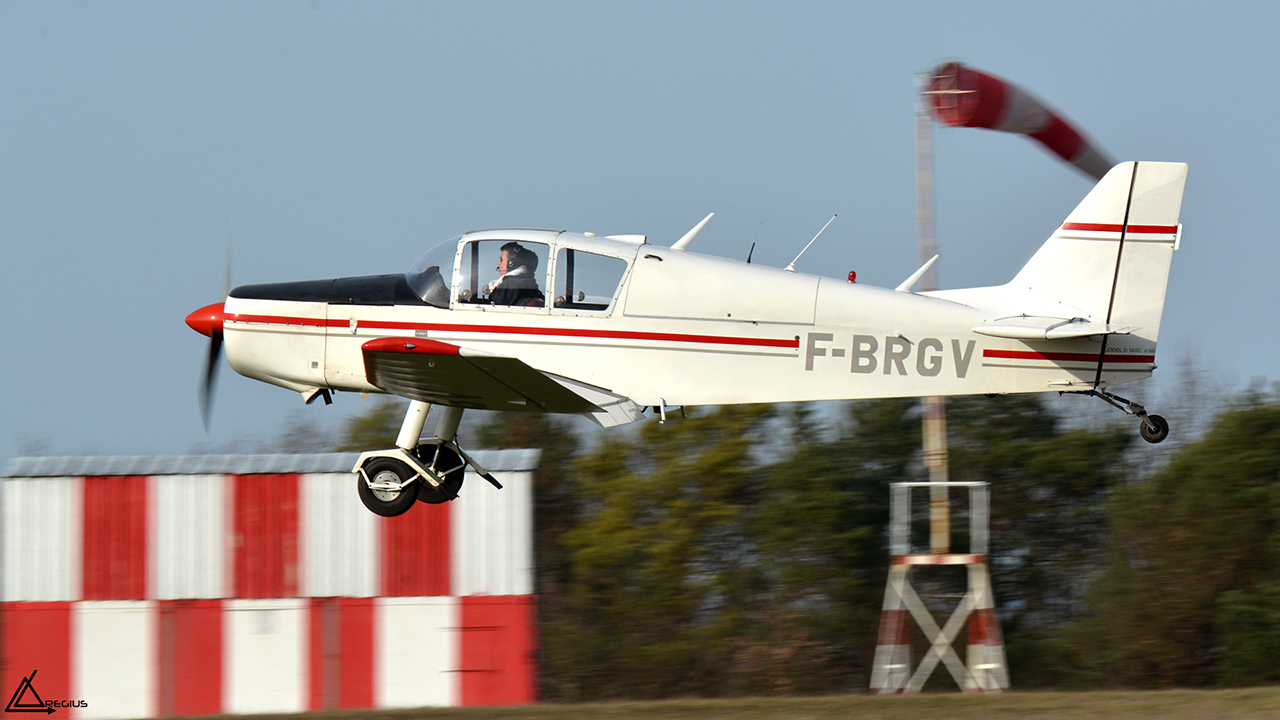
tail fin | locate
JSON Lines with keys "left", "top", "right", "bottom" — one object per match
{"left": 1009, "top": 161, "right": 1187, "bottom": 344}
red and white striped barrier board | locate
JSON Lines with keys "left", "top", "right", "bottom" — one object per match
{"left": 1, "top": 452, "right": 539, "bottom": 719}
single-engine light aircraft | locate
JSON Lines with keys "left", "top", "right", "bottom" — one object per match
{"left": 187, "top": 161, "right": 1186, "bottom": 517}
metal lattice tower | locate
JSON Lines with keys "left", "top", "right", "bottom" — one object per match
{"left": 870, "top": 482, "right": 1009, "bottom": 694}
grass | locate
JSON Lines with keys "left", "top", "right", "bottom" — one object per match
{"left": 225, "top": 688, "right": 1280, "bottom": 720}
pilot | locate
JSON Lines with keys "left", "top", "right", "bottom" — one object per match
{"left": 485, "top": 242, "right": 545, "bottom": 307}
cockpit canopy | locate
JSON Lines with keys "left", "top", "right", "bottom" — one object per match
{"left": 404, "top": 235, "right": 460, "bottom": 309}
{"left": 405, "top": 231, "right": 634, "bottom": 313}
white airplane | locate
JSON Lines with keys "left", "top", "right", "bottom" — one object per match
{"left": 187, "top": 161, "right": 1186, "bottom": 516}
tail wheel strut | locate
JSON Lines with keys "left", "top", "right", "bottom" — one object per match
{"left": 1086, "top": 389, "right": 1169, "bottom": 444}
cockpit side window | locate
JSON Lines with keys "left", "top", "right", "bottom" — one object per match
{"left": 457, "top": 240, "right": 550, "bottom": 309}
{"left": 553, "top": 249, "right": 628, "bottom": 313}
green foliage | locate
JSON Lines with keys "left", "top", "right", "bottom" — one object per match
{"left": 326, "top": 389, "right": 1280, "bottom": 694}
{"left": 333, "top": 395, "right": 408, "bottom": 451}
{"left": 945, "top": 395, "right": 1132, "bottom": 686}
{"left": 749, "top": 400, "right": 919, "bottom": 691}
{"left": 1073, "top": 394, "right": 1280, "bottom": 687}
{"left": 1216, "top": 582, "right": 1280, "bottom": 686}
{"left": 267, "top": 410, "right": 338, "bottom": 453}
{"left": 555, "top": 405, "right": 775, "bottom": 698}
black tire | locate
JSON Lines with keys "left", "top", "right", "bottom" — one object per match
{"left": 415, "top": 444, "right": 465, "bottom": 503}
{"left": 1140, "top": 414, "right": 1169, "bottom": 444}
{"left": 357, "top": 457, "right": 419, "bottom": 517}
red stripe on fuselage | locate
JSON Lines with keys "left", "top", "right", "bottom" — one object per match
{"left": 983, "top": 349, "right": 1154, "bottom": 364}
{"left": 224, "top": 312, "right": 801, "bottom": 350}
{"left": 225, "top": 312, "right": 328, "bottom": 328}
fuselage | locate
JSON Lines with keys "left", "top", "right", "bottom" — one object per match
{"left": 221, "top": 229, "right": 1155, "bottom": 412}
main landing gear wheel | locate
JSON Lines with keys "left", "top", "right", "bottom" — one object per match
{"left": 415, "top": 444, "right": 465, "bottom": 504}
{"left": 357, "top": 457, "right": 419, "bottom": 517}
{"left": 1140, "top": 414, "right": 1169, "bottom": 444}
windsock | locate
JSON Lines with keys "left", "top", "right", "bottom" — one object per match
{"left": 927, "top": 61, "right": 1113, "bottom": 180}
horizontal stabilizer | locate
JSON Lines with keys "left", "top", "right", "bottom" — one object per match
{"left": 973, "top": 316, "right": 1134, "bottom": 341}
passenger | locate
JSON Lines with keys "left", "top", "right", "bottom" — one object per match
{"left": 486, "top": 242, "right": 545, "bottom": 307}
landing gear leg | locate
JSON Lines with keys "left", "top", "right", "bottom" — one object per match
{"left": 1085, "top": 389, "right": 1169, "bottom": 444}
{"left": 415, "top": 406, "right": 466, "bottom": 504}
{"left": 352, "top": 402, "right": 505, "bottom": 515}
{"left": 397, "top": 400, "right": 432, "bottom": 451}
{"left": 421, "top": 405, "right": 504, "bottom": 491}
{"left": 434, "top": 406, "right": 464, "bottom": 444}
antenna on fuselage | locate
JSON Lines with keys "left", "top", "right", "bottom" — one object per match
{"left": 746, "top": 221, "right": 763, "bottom": 263}
{"left": 672, "top": 213, "right": 714, "bottom": 251}
{"left": 785, "top": 214, "right": 836, "bottom": 272}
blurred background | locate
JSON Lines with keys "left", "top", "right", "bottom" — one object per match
{"left": 2, "top": 0, "right": 1279, "bottom": 710}
{"left": 2, "top": 1, "right": 1277, "bottom": 459}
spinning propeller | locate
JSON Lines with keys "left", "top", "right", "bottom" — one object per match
{"left": 186, "top": 243, "right": 231, "bottom": 430}
{"left": 186, "top": 302, "right": 226, "bottom": 430}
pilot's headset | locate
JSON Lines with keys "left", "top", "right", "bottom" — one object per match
{"left": 500, "top": 241, "right": 527, "bottom": 271}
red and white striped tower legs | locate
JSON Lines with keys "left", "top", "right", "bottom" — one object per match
{"left": 965, "top": 563, "right": 1010, "bottom": 692}
{"left": 870, "top": 564, "right": 912, "bottom": 694}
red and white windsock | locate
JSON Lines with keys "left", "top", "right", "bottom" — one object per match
{"left": 927, "top": 61, "right": 1113, "bottom": 181}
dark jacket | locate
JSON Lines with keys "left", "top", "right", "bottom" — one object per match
{"left": 489, "top": 275, "right": 544, "bottom": 307}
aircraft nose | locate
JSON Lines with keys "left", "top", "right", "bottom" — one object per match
{"left": 186, "top": 302, "right": 226, "bottom": 337}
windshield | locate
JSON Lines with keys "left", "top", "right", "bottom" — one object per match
{"left": 405, "top": 236, "right": 461, "bottom": 308}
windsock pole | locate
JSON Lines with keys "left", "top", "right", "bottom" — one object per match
{"left": 915, "top": 73, "right": 951, "bottom": 554}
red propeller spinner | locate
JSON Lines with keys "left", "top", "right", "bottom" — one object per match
{"left": 186, "top": 302, "right": 227, "bottom": 430}
{"left": 185, "top": 302, "right": 226, "bottom": 337}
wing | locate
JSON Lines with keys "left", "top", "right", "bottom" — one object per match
{"left": 360, "top": 337, "right": 643, "bottom": 427}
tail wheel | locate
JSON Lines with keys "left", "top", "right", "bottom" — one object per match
{"left": 415, "top": 445, "right": 465, "bottom": 504}
{"left": 357, "top": 457, "right": 419, "bottom": 517}
{"left": 1140, "top": 414, "right": 1169, "bottom": 444}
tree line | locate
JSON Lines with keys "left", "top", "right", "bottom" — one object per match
{"left": 324, "top": 389, "right": 1280, "bottom": 696}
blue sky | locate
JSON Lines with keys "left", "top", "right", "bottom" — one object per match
{"left": 2, "top": 1, "right": 1274, "bottom": 460}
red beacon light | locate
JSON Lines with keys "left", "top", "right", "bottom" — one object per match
{"left": 848, "top": 270, "right": 857, "bottom": 283}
